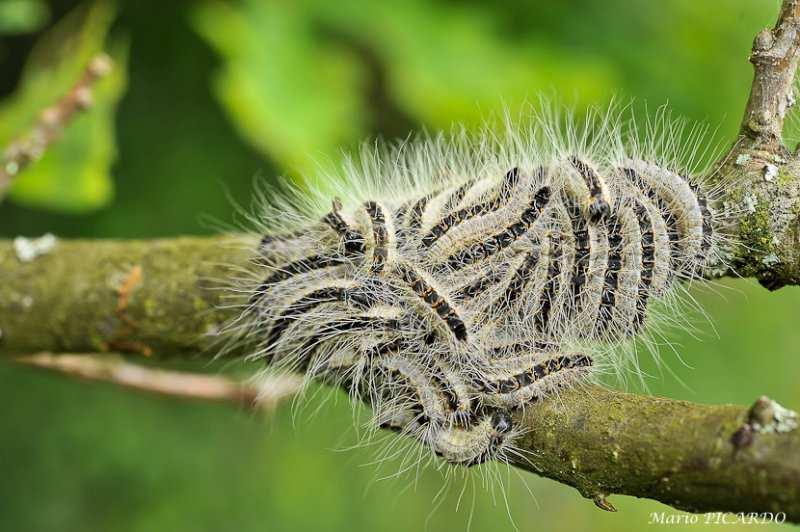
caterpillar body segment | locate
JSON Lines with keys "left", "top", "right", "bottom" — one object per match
{"left": 323, "top": 197, "right": 367, "bottom": 255}
{"left": 474, "top": 351, "right": 594, "bottom": 409}
{"left": 468, "top": 234, "right": 550, "bottom": 337}
{"left": 420, "top": 167, "right": 522, "bottom": 249}
{"left": 692, "top": 184, "right": 715, "bottom": 259}
{"left": 426, "top": 169, "right": 542, "bottom": 264}
{"left": 249, "top": 254, "right": 349, "bottom": 306}
{"left": 533, "top": 229, "right": 565, "bottom": 339}
{"left": 576, "top": 218, "right": 610, "bottom": 329}
{"left": 485, "top": 236, "right": 544, "bottom": 318}
{"left": 374, "top": 353, "right": 450, "bottom": 426}
{"left": 452, "top": 266, "right": 508, "bottom": 302}
{"left": 429, "top": 409, "right": 514, "bottom": 467}
{"left": 262, "top": 280, "right": 364, "bottom": 354}
{"left": 597, "top": 204, "right": 642, "bottom": 338}
{"left": 237, "top": 116, "right": 728, "bottom": 468}
{"left": 279, "top": 315, "right": 403, "bottom": 375}
{"left": 629, "top": 198, "right": 658, "bottom": 333}
{"left": 395, "top": 263, "right": 470, "bottom": 343}
{"left": 362, "top": 200, "right": 392, "bottom": 274}
{"left": 621, "top": 159, "right": 706, "bottom": 277}
{"left": 567, "top": 156, "right": 612, "bottom": 223}
{"left": 428, "top": 356, "right": 476, "bottom": 426}
{"left": 558, "top": 193, "right": 610, "bottom": 329}
{"left": 441, "top": 179, "right": 476, "bottom": 214}
{"left": 562, "top": 196, "right": 590, "bottom": 321}
{"left": 366, "top": 350, "right": 515, "bottom": 466}
{"left": 438, "top": 186, "right": 551, "bottom": 273}
{"left": 594, "top": 210, "right": 623, "bottom": 335}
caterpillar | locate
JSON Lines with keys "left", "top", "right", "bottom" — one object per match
{"left": 228, "top": 106, "right": 731, "bottom": 469}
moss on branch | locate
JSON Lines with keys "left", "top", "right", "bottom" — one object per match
{"left": 514, "top": 387, "right": 799, "bottom": 519}
{"left": 721, "top": 0, "right": 800, "bottom": 290}
{"left": 0, "top": 237, "right": 251, "bottom": 357}
{"left": 1, "top": 237, "right": 798, "bottom": 519}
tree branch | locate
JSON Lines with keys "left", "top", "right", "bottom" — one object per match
{"left": 0, "top": 237, "right": 247, "bottom": 357}
{"left": 739, "top": 0, "right": 800, "bottom": 153}
{"left": 14, "top": 352, "right": 302, "bottom": 410}
{"left": 719, "top": 0, "right": 800, "bottom": 289}
{"left": 1, "top": 238, "right": 798, "bottom": 519}
{"left": 512, "top": 387, "right": 798, "bottom": 519}
{"left": 0, "top": 53, "right": 113, "bottom": 201}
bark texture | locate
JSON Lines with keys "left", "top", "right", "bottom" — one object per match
{"left": 1, "top": 238, "right": 798, "bottom": 520}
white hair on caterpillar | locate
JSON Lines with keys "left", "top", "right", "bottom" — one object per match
{"left": 212, "top": 101, "right": 738, "bottom": 480}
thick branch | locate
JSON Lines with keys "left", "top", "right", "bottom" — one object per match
{"left": 512, "top": 387, "right": 799, "bottom": 519}
{"left": 739, "top": 0, "right": 800, "bottom": 153}
{"left": 1, "top": 238, "right": 797, "bottom": 519}
{"left": 720, "top": 0, "right": 800, "bottom": 289}
{"left": 0, "top": 237, "right": 249, "bottom": 356}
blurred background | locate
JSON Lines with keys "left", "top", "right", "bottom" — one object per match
{"left": 0, "top": 0, "right": 798, "bottom": 530}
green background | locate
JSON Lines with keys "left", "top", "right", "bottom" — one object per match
{"left": 0, "top": 1, "right": 798, "bottom": 530}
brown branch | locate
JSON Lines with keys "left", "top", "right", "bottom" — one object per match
{"left": 0, "top": 238, "right": 798, "bottom": 520}
{"left": 718, "top": 0, "right": 800, "bottom": 289}
{"left": 512, "top": 387, "right": 798, "bottom": 519}
{"left": 0, "top": 53, "right": 113, "bottom": 200}
{"left": 15, "top": 352, "right": 302, "bottom": 411}
{"left": 739, "top": 0, "right": 800, "bottom": 153}
{"left": 8, "top": 347, "right": 800, "bottom": 518}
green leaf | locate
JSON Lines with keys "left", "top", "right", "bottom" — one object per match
{"left": 0, "top": 0, "right": 50, "bottom": 35}
{"left": 191, "top": 1, "right": 365, "bottom": 182}
{"left": 0, "top": 1, "right": 125, "bottom": 213}
{"left": 191, "top": 0, "right": 618, "bottom": 186}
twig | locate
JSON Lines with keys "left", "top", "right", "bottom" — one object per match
{"left": 15, "top": 352, "right": 302, "bottom": 411}
{"left": 0, "top": 53, "right": 113, "bottom": 200}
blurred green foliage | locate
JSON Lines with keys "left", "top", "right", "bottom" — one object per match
{"left": 0, "top": 1, "right": 124, "bottom": 213}
{"left": 191, "top": 0, "right": 615, "bottom": 179}
{"left": 0, "top": 1, "right": 798, "bottom": 531}
{"left": 0, "top": 0, "right": 50, "bottom": 36}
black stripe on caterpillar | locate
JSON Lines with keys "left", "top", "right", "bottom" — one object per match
{"left": 564, "top": 196, "right": 590, "bottom": 320}
{"left": 295, "top": 316, "right": 402, "bottom": 373}
{"left": 621, "top": 167, "right": 683, "bottom": 278}
{"left": 631, "top": 198, "right": 657, "bottom": 333}
{"left": 249, "top": 254, "right": 348, "bottom": 306}
{"left": 396, "top": 263, "right": 469, "bottom": 342}
{"left": 322, "top": 197, "right": 367, "bottom": 255}
{"left": 568, "top": 156, "right": 611, "bottom": 222}
{"left": 262, "top": 283, "right": 379, "bottom": 355}
{"left": 364, "top": 201, "right": 390, "bottom": 274}
{"left": 533, "top": 231, "right": 564, "bottom": 337}
{"left": 595, "top": 209, "right": 623, "bottom": 335}
{"left": 441, "top": 186, "right": 550, "bottom": 272}
{"left": 474, "top": 352, "right": 593, "bottom": 409}
{"left": 421, "top": 167, "right": 521, "bottom": 248}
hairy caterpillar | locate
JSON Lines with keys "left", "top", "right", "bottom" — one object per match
{"left": 227, "top": 106, "right": 731, "bottom": 469}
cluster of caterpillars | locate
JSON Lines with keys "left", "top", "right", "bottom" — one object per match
{"left": 247, "top": 155, "right": 717, "bottom": 467}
